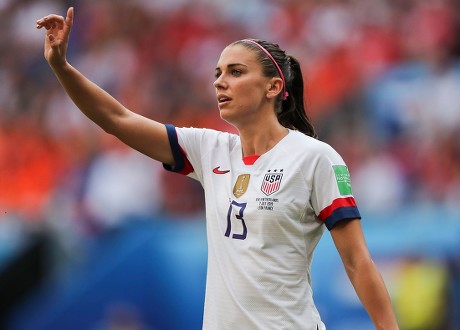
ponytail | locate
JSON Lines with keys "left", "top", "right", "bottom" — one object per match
{"left": 278, "top": 56, "right": 317, "bottom": 139}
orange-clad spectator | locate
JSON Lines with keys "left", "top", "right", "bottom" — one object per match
{"left": 306, "top": 46, "right": 358, "bottom": 118}
{"left": 0, "top": 119, "right": 67, "bottom": 220}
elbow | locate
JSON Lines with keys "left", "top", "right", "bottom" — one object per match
{"left": 96, "top": 111, "right": 125, "bottom": 136}
{"left": 343, "top": 255, "right": 375, "bottom": 280}
{"left": 100, "top": 119, "right": 117, "bottom": 135}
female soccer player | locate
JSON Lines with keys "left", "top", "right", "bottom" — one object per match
{"left": 37, "top": 7, "right": 399, "bottom": 329}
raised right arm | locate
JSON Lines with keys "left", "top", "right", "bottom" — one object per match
{"left": 36, "top": 7, "right": 174, "bottom": 165}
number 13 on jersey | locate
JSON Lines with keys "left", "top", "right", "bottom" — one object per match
{"left": 225, "top": 200, "right": 247, "bottom": 240}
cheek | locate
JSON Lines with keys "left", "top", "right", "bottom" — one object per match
{"left": 237, "top": 82, "right": 266, "bottom": 102}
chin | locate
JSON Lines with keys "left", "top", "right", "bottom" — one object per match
{"left": 219, "top": 109, "right": 238, "bottom": 126}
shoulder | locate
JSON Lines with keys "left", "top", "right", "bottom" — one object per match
{"left": 175, "top": 126, "right": 240, "bottom": 148}
{"left": 286, "top": 130, "right": 343, "bottom": 163}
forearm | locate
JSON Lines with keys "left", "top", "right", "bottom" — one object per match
{"left": 51, "top": 61, "right": 127, "bottom": 133}
{"left": 37, "top": 8, "right": 174, "bottom": 164}
{"left": 346, "top": 257, "right": 399, "bottom": 329}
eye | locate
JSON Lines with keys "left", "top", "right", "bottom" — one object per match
{"left": 214, "top": 72, "right": 221, "bottom": 79}
{"left": 231, "top": 69, "right": 242, "bottom": 77}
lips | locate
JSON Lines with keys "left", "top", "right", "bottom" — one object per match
{"left": 217, "top": 94, "right": 232, "bottom": 104}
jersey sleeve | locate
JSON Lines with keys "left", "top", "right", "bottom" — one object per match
{"left": 163, "top": 124, "right": 224, "bottom": 184}
{"left": 310, "top": 144, "right": 361, "bottom": 231}
{"left": 162, "top": 124, "right": 203, "bottom": 182}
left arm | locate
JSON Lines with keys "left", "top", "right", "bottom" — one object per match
{"left": 330, "top": 219, "right": 399, "bottom": 330}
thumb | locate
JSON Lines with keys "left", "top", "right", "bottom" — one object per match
{"left": 65, "top": 7, "right": 74, "bottom": 29}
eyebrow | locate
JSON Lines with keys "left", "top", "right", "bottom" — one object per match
{"left": 215, "top": 63, "right": 248, "bottom": 71}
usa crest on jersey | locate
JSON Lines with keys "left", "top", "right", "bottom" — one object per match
{"left": 261, "top": 170, "right": 283, "bottom": 196}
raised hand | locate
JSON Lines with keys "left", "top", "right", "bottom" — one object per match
{"left": 36, "top": 7, "right": 74, "bottom": 68}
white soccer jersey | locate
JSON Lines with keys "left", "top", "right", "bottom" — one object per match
{"left": 163, "top": 125, "right": 361, "bottom": 330}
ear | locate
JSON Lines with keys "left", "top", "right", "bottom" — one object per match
{"left": 266, "top": 77, "right": 284, "bottom": 100}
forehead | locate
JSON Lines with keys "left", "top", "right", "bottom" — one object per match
{"left": 216, "top": 44, "right": 258, "bottom": 69}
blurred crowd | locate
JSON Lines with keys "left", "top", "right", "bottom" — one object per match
{"left": 1, "top": 0, "right": 460, "bottom": 246}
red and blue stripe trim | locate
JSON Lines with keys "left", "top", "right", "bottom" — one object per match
{"left": 319, "top": 197, "right": 361, "bottom": 230}
{"left": 162, "top": 124, "right": 194, "bottom": 175}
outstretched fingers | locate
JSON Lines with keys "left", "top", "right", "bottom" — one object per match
{"left": 36, "top": 14, "right": 64, "bottom": 30}
{"left": 36, "top": 7, "right": 73, "bottom": 31}
{"left": 37, "top": 7, "right": 75, "bottom": 65}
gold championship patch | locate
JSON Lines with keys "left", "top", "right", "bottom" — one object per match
{"left": 233, "top": 174, "right": 250, "bottom": 198}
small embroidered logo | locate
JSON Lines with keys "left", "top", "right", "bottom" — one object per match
{"left": 333, "top": 165, "right": 353, "bottom": 195}
{"left": 261, "top": 169, "right": 283, "bottom": 196}
{"left": 233, "top": 174, "right": 250, "bottom": 198}
{"left": 213, "top": 166, "right": 230, "bottom": 174}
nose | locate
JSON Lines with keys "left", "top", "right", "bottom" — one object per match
{"left": 213, "top": 74, "right": 227, "bottom": 90}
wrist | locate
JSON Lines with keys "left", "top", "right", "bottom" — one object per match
{"left": 50, "top": 60, "right": 70, "bottom": 74}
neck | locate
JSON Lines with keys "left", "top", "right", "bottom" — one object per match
{"left": 238, "top": 121, "right": 288, "bottom": 157}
